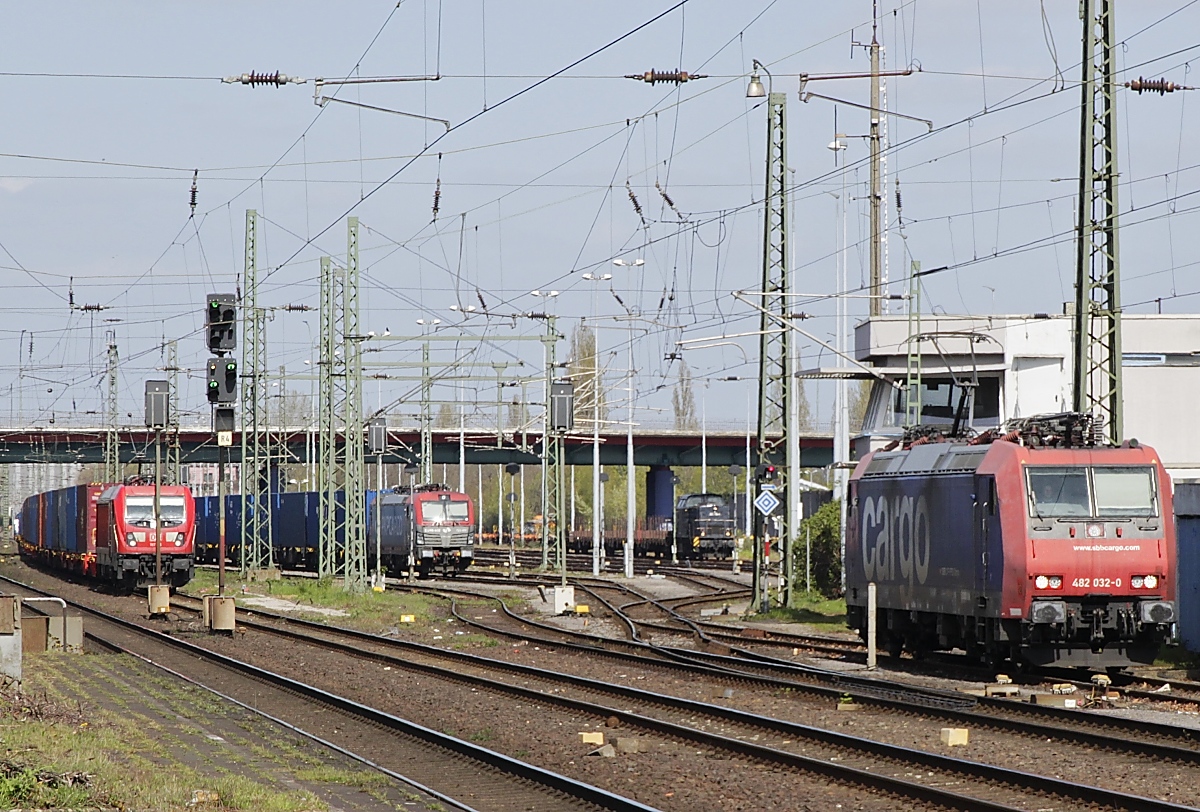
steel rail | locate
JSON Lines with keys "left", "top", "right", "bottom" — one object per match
{"left": 167, "top": 593, "right": 1200, "bottom": 812}
{"left": 0, "top": 574, "right": 660, "bottom": 812}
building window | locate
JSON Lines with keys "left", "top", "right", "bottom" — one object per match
{"left": 875, "top": 376, "right": 1001, "bottom": 430}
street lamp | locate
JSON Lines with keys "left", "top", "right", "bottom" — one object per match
{"left": 612, "top": 258, "right": 644, "bottom": 268}
{"left": 746, "top": 59, "right": 770, "bottom": 98}
{"left": 581, "top": 273, "right": 612, "bottom": 281}
{"left": 670, "top": 474, "right": 681, "bottom": 564}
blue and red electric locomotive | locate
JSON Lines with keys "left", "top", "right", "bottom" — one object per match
{"left": 847, "top": 414, "right": 1176, "bottom": 668}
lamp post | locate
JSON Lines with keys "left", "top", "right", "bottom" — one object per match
{"left": 505, "top": 462, "right": 520, "bottom": 578}
{"left": 612, "top": 258, "right": 643, "bottom": 579}
{"left": 670, "top": 474, "right": 680, "bottom": 564}
{"left": 144, "top": 380, "right": 169, "bottom": 615}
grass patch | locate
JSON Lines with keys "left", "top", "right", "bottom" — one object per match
{"left": 185, "top": 570, "right": 449, "bottom": 628}
{"left": 1153, "top": 644, "right": 1200, "bottom": 671}
{"left": 449, "top": 633, "right": 500, "bottom": 650}
{"left": 10, "top": 655, "right": 328, "bottom": 812}
{"left": 468, "top": 728, "right": 495, "bottom": 743}
{"left": 0, "top": 761, "right": 92, "bottom": 808}
{"left": 293, "top": 766, "right": 391, "bottom": 789}
{"left": 752, "top": 595, "right": 848, "bottom": 630}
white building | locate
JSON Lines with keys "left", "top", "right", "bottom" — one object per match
{"left": 834, "top": 313, "right": 1200, "bottom": 479}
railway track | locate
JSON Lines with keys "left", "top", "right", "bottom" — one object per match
{"left": 391, "top": 580, "right": 1200, "bottom": 755}
{"left": 0, "top": 574, "right": 657, "bottom": 812}
{"left": 152, "top": 590, "right": 1200, "bottom": 811}
{"left": 11, "top": 562, "right": 1200, "bottom": 809}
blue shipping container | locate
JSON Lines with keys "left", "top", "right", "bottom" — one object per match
{"left": 1175, "top": 482, "right": 1200, "bottom": 653}
{"left": 59, "top": 487, "right": 79, "bottom": 553}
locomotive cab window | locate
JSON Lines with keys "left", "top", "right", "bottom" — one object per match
{"left": 678, "top": 494, "right": 726, "bottom": 510}
{"left": 125, "top": 496, "right": 187, "bottom": 528}
{"left": 420, "top": 500, "right": 470, "bottom": 523}
{"left": 1027, "top": 468, "right": 1090, "bottom": 517}
{"left": 1093, "top": 466, "right": 1157, "bottom": 517}
{"left": 1025, "top": 466, "right": 1158, "bottom": 519}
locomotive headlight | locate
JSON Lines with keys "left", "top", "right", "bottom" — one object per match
{"left": 1144, "top": 574, "right": 1158, "bottom": 589}
{"left": 1048, "top": 576, "right": 1063, "bottom": 589}
{"left": 1131, "top": 576, "right": 1145, "bottom": 589}
{"left": 126, "top": 532, "right": 137, "bottom": 546}
{"left": 1035, "top": 575, "right": 1050, "bottom": 589}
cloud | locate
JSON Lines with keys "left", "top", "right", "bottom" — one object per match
{"left": 0, "top": 178, "right": 34, "bottom": 194}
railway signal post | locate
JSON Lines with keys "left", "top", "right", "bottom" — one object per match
{"left": 206, "top": 292, "right": 239, "bottom": 631}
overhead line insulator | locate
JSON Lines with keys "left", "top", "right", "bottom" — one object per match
{"left": 625, "top": 69, "right": 707, "bottom": 85}
{"left": 222, "top": 72, "right": 305, "bottom": 87}
{"left": 1125, "top": 76, "right": 1194, "bottom": 95}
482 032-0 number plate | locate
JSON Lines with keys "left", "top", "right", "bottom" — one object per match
{"left": 1072, "top": 577, "right": 1121, "bottom": 588}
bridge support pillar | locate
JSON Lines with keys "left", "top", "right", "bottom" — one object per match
{"left": 646, "top": 466, "right": 674, "bottom": 520}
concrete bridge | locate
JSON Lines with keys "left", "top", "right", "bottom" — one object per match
{"left": 0, "top": 426, "right": 833, "bottom": 468}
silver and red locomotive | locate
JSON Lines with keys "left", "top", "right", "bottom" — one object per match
{"left": 847, "top": 413, "right": 1176, "bottom": 668}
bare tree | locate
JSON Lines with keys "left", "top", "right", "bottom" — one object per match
{"left": 569, "top": 323, "right": 605, "bottom": 426}
{"left": 671, "top": 359, "right": 698, "bottom": 431}
{"left": 435, "top": 403, "right": 456, "bottom": 428}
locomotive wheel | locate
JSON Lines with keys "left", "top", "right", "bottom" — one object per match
{"left": 884, "top": 636, "right": 904, "bottom": 658}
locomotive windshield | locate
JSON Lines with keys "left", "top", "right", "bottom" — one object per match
{"left": 1093, "top": 467, "right": 1157, "bottom": 517}
{"left": 419, "top": 500, "right": 470, "bottom": 523}
{"left": 125, "top": 496, "right": 186, "bottom": 528}
{"left": 677, "top": 494, "right": 727, "bottom": 509}
{"left": 1026, "top": 466, "right": 1157, "bottom": 519}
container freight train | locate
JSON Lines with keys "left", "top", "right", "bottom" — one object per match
{"left": 193, "top": 485, "right": 475, "bottom": 578}
{"left": 847, "top": 413, "right": 1176, "bottom": 669}
{"left": 18, "top": 484, "right": 196, "bottom": 590}
{"left": 367, "top": 485, "right": 475, "bottom": 576}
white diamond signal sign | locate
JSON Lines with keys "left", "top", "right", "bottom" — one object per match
{"left": 753, "top": 491, "right": 780, "bottom": 516}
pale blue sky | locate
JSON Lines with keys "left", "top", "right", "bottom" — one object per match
{"left": 1, "top": 1, "right": 1198, "bottom": 431}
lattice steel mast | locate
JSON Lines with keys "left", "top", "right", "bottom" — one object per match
{"left": 165, "top": 340, "right": 181, "bottom": 485}
{"left": 317, "top": 256, "right": 343, "bottom": 577}
{"left": 1072, "top": 0, "right": 1122, "bottom": 444}
{"left": 540, "top": 316, "right": 566, "bottom": 577}
{"left": 342, "top": 217, "right": 367, "bottom": 590}
{"left": 240, "top": 209, "right": 274, "bottom": 574}
{"left": 104, "top": 333, "right": 120, "bottom": 484}
{"left": 420, "top": 341, "right": 433, "bottom": 484}
{"left": 753, "top": 89, "right": 792, "bottom": 610}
